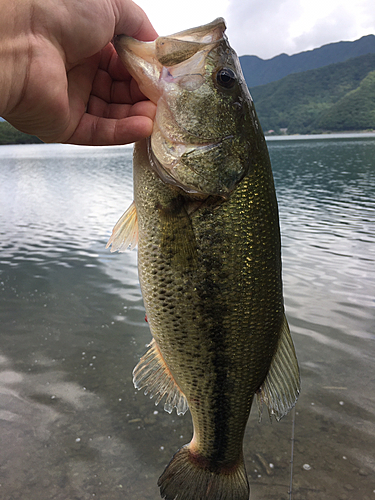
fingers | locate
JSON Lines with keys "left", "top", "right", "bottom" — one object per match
{"left": 90, "top": 66, "right": 146, "bottom": 105}
{"left": 66, "top": 113, "right": 155, "bottom": 146}
{"left": 94, "top": 43, "right": 148, "bottom": 103}
{"left": 87, "top": 96, "right": 156, "bottom": 120}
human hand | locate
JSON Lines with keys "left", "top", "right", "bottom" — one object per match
{"left": 0, "top": 0, "right": 158, "bottom": 145}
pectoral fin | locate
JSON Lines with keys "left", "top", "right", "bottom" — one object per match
{"left": 256, "top": 314, "right": 300, "bottom": 421}
{"left": 106, "top": 201, "right": 138, "bottom": 252}
{"left": 133, "top": 339, "right": 188, "bottom": 416}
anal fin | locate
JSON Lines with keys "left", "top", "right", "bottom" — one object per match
{"left": 106, "top": 201, "right": 138, "bottom": 252}
{"left": 256, "top": 314, "right": 300, "bottom": 421}
{"left": 133, "top": 339, "right": 188, "bottom": 416}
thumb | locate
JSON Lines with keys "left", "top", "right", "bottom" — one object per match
{"left": 112, "top": 0, "right": 158, "bottom": 41}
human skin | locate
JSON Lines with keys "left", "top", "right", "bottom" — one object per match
{"left": 0, "top": 0, "right": 158, "bottom": 145}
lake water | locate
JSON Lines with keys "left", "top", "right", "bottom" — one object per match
{"left": 0, "top": 135, "right": 374, "bottom": 500}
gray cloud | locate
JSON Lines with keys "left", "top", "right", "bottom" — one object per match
{"left": 225, "top": 0, "right": 303, "bottom": 57}
{"left": 224, "top": 0, "right": 375, "bottom": 59}
{"left": 292, "top": 8, "right": 363, "bottom": 53}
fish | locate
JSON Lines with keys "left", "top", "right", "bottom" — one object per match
{"left": 107, "top": 18, "right": 300, "bottom": 500}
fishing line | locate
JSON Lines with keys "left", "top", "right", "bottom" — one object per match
{"left": 288, "top": 406, "right": 296, "bottom": 500}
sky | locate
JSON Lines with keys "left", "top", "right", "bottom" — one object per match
{"left": 134, "top": 0, "right": 375, "bottom": 59}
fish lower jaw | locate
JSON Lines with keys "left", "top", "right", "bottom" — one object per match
{"left": 147, "top": 137, "right": 236, "bottom": 199}
{"left": 147, "top": 137, "right": 211, "bottom": 197}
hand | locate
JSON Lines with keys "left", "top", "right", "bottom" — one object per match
{"left": 0, "top": 0, "right": 158, "bottom": 145}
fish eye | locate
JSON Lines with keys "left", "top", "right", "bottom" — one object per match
{"left": 216, "top": 68, "right": 236, "bottom": 89}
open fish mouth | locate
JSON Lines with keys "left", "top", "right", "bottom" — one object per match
{"left": 113, "top": 18, "right": 226, "bottom": 104}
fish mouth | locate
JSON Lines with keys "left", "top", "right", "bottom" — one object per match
{"left": 113, "top": 18, "right": 227, "bottom": 104}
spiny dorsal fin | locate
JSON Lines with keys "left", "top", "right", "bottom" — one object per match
{"left": 133, "top": 339, "right": 188, "bottom": 416}
{"left": 106, "top": 201, "right": 138, "bottom": 252}
{"left": 256, "top": 314, "right": 300, "bottom": 421}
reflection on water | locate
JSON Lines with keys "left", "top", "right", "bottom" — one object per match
{"left": 0, "top": 138, "right": 374, "bottom": 499}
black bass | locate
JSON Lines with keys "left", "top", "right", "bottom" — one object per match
{"left": 107, "top": 18, "right": 300, "bottom": 500}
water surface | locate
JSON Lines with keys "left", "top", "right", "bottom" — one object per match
{"left": 0, "top": 137, "right": 374, "bottom": 500}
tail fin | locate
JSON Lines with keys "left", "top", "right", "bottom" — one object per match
{"left": 158, "top": 445, "right": 249, "bottom": 500}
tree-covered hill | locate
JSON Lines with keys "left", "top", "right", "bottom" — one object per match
{"left": 316, "top": 70, "right": 375, "bottom": 131}
{"left": 240, "top": 34, "right": 375, "bottom": 87}
{"left": 0, "top": 121, "right": 42, "bottom": 145}
{"left": 250, "top": 53, "right": 375, "bottom": 134}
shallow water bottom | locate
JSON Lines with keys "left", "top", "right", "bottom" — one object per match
{"left": 1, "top": 273, "right": 374, "bottom": 500}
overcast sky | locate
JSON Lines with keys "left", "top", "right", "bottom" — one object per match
{"left": 134, "top": 0, "right": 375, "bottom": 59}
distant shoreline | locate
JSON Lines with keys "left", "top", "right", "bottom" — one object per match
{"left": 266, "top": 131, "right": 375, "bottom": 141}
{"left": 2, "top": 118, "right": 375, "bottom": 146}
{"left": 1, "top": 131, "right": 375, "bottom": 153}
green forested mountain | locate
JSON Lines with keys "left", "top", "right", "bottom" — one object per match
{"left": 316, "top": 71, "right": 375, "bottom": 131}
{"left": 240, "top": 35, "right": 375, "bottom": 87}
{"left": 0, "top": 120, "right": 42, "bottom": 145}
{"left": 250, "top": 53, "right": 375, "bottom": 134}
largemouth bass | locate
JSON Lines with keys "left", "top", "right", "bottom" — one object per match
{"left": 108, "top": 18, "right": 300, "bottom": 500}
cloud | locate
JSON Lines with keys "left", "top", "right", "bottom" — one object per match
{"left": 134, "top": 0, "right": 374, "bottom": 59}
{"left": 225, "top": 0, "right": 303, "bottom": 57}
{"left": 291, "top": 7, "right": 359, "bottom": 53}
{"left": 136, "top": 0, "right": 229, "bottom": 39}
{"left": 224, "top": 0, "right": 375, "bottom": 58}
